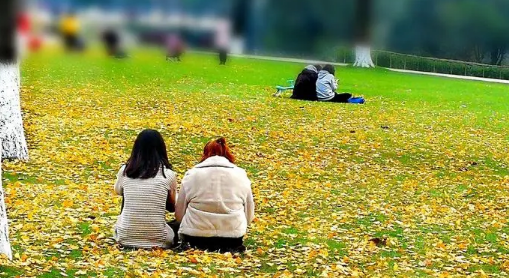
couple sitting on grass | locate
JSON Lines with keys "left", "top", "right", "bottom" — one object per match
{"left": 291, "top": 64, "right": 364, "bottom": 103}
{"left": 113, "top": 129, "right": 255, "bottom": 253}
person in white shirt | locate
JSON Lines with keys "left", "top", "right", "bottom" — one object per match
{"left": 175, "top": 137, "right": 255, "bottom": 252}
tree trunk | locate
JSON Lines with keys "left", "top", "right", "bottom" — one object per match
{"left": 354, "top": 45, "right": 375, "bottom": 68}
{"left": 231, "top": 0, "right": 250, "bottom": 54}
{"left": 490, "top": 47, "right": 506, "bottom": 66}
{"left": 0, "top": 0, "right": 28, "bottom": 160}
{"left": 473, "top": 45, "right": 485, "bottom": 63}
{"left": 0, "top": 0, "right": 24, "bottom": 260}
{"left": 0, "top": 63, "right": 28, "bottom": 160}
{"left": 0, "top": 144, "right": 12, "bottom": 260}
{"left": 354, "top": 0, "right": 375, "bottom": 68}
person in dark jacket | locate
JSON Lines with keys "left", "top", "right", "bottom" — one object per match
{"left": 102, "top": 29, "right": 127, "bottom": 58}
{"left": 102, "top": 29, "right": 119, "bottom": 56}
{"left": 291, "top": 65, "right": 322, "bottom": 101}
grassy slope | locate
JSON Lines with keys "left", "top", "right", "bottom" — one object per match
{"left": 1, "top": 48, "right": 508, "bottom": 277}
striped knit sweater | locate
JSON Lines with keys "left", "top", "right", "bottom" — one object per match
{"left": 113, "top": 165, "right": 177, "bottom": 249}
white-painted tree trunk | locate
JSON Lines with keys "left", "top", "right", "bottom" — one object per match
{"left": 353, "top": 45, "right": 375, "bottom": 68}
{"left": 0, "top": 144, "right": 12, "bottom": 260}
{"left": 0, "top": 63, "right": 29, "bottom": 160}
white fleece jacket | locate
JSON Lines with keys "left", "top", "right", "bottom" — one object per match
{"left": 175, "top": 156, "right": 255, "bottom": 238}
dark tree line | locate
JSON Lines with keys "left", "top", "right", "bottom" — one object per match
{"left": 262, "top": 0, "right": 509, "bottom": 65}
{"left": 383, "top": 0, "right": 509, "bottom": 65}
{"left": 41, "top": 0, "right": 509, "bottom": 65}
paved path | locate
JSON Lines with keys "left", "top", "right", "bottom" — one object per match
{"left": 388, "top": 69, "right": 509, "bottom": 85}
{"left": 228, "top": 53, "right": 348, "bottom": 67}
{"left": 226, "top": 52, "right": 509, "bottom": 85}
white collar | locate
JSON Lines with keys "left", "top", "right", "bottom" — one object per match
{"left": 195, "top": 156, "right": 235, "bottom": 169}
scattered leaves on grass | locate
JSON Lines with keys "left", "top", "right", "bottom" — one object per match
{"left": 0, "top": 49, "right": 509, "bottom": 277}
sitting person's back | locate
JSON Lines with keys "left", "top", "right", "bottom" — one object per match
{"left": 291, "top": 65, "right": 321, "bottom": 101}
{"left": 176, "top": 138, "right": 254, "bottom": 252}
{"left": 114, "top": 129, "right": 177, "bottom": 249}
{"left": 316, "top": 64, "right": 352, "bottom": 103}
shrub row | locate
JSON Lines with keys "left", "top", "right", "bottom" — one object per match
{"left": 336, "top": 49, "right": 509, "bottom": 80}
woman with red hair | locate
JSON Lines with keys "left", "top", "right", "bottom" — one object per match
{"left": 175, "top": 138, "right": 254, "bottom": 252}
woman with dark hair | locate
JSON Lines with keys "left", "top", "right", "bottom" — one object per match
{"left": 175, "top": 138, "right": 254, "bottom": 252}
{"left": 113, "top": 129, "right": 177, "bottom": 249}
{"left": 291, "top": 64, "right": 322, "bottom": 101}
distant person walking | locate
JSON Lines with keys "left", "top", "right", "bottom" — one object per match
{"left": 165, "top": 33, "right": 184, "bottom": 62}
{"left": 59, "top": 12, "right": 83, "bottom": 51}
{"left": 215, "top": 19, "right": 231, "bottom": 65}
{"left": 102, "top": 29, "right": 127, "bottom": 58}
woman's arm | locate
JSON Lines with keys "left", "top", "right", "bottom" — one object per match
{"left": 175, "top": 185, "right": 188, "bottom": 222}
{"left": 245, "top": 190, "right": 255, "bottom": 224}
{"left": 166, "top": 175, "right": 177, "bottom": 212}
{"left": 113, "top": 166, "right": 125, "bottom": 196}
{"left": 244, "top": 177, "right": 255, "bottom": 224}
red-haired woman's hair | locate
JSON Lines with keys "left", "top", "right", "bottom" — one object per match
{"left": 201, "top": 137, "right": 235, "bottom": 163}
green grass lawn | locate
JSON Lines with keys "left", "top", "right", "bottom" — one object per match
{"left": 1, "top": 48, "right": 508, "bottom": 277}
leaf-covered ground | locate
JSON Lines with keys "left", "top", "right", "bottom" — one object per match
{"left": 1, "top": 49, "right": 509, "bottom": 277}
